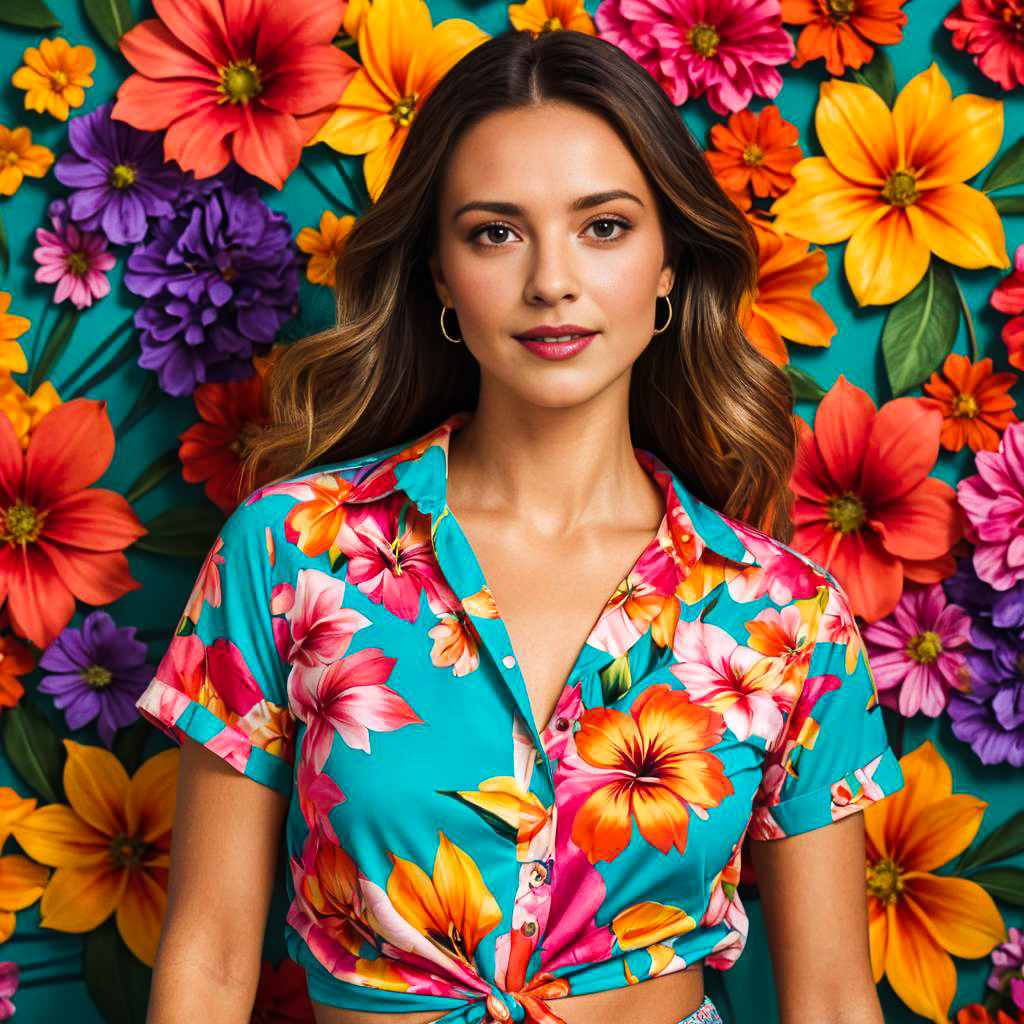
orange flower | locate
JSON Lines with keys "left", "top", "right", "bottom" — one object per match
{"left": 706, "top": 105, "right": 802, "bottom": 205}
{"left": 0, "top": 125, "right": 54, "bottom": 198}
{"left": 740, "top": 218, "right": 836, "bottom": 365}
{"left": 0, "top": 787, "right": 49, "bottom": 941}
{"left": 0, "top": 293, "right": 29, "bottom": 374}
{"left": 11, "top": 38, "right": 94, "bottom": 121}
{"left": 0, "top": 399, "right": 146, "bottom": 649}
{"left": 312, "top": 0, "right": 489, "bottom": 201}
{"left": 864, "top": 741, "right": 1005, "bottom": 1024}
{"left": 507, "top": 0, "right": 596, "bottom": 36}
{"left": 297, "top": 211, "right": 355, "bottom": 288}
{"left": 0, "top": 630, "right": 36, "bottom": 708}
{"left": 0, "top": 372, "right": 61, "bottom": 450}
{"left": 179, "top": 373, "right": 271, "bottom": 516}
{"left": 922, "top": 353, "right": 1018, "bottom": 454}
{"left": 781, "top": 0, "right": 909, "bottom": 76}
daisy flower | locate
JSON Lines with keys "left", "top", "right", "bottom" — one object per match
{"left": 33, "top": 198, "right": 116, "bottom": 310}
{"left": 11, "top": 37, "right": 95, "bottom": 121}
{"left": 706, "top": 105, "right": 802, "bottom": 204}
{"left": 945, "top": 1, "right": 1024, "bottom": 91}
{"left": 0, "top": 125, "right": 53, "bottom": 197}
{"left": 296, "top": 210, "right": 355, "bottom": 288}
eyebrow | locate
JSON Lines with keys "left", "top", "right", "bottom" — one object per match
{"left": 452, "top": 189, "right": 645, "bottom": 222}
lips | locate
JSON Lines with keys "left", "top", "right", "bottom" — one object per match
{"left": 515, "top": 332, "right": 598, "bottom": 361}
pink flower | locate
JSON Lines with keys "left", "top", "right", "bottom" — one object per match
{"left": 0, "top": 962, "right": 17, "bottom": 1020}
{"left": 957, "top": 420, "right": 1024, "bottom": 590}
{"left": 33, "top": 198, "right": 114, "bottom": 309}
{"left": 595, "top": 0, "right": 794, "bottom": 115}
{"left": 862, "top": 583, "right": 972, "bottom": 717}
{"left": 944, "top": 1, "right": 1024, "bottom": 90}
{"left": 991, "top": 241, "right": 1024, "bottom": 373}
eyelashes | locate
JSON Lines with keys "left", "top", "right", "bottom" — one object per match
{"left": 467, "top": 216, "right": 633, "bottom": 249}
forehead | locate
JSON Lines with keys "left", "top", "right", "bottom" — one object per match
{"left": 438, "top": 103, "right": 650, "bottom": 207}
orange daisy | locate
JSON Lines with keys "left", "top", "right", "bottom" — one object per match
{"left": 0, "top": 293, "right": 29, "bottom": 374}
{"left": 11, "top": 37, "right": 95, "bottom": 121}
{"left": 922, "top": 353, "right": 1018, "bottom": 454}
{"left": 0, "top": 126, "right": 54, "bottom": 198}
{"left": 781, "top": 0, "right": 910, "bottom": 77}
{"left": 706, "top": 105, "right": 802, "bottom": 206}
{"left": 507, "top": 0, "right": 596, "bottom": 35}
{"left": 297, "top": 211, "right": 355, "bottom": 288}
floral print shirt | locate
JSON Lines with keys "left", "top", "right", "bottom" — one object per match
{"left": 135, "top": 410, "right": 904, "bottom": 1023}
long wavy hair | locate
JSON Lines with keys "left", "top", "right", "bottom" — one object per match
{"left": 243, "top": 27, "right": 798, "bottom": 541}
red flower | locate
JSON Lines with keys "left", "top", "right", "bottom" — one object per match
{"left": 0, "top": 400, "right": 147, "bottom": 649}
{"left": 179, "top": 373, "right": 270, "bottom": 516}
{"left": 945, "top": 0, "right": 1024, "bottom": 91}
{"left": 250, "top": 956, "right": 316, "bottom": 1023}
{"left": 991, "top": 243, "right": 1024, "bottom": 372}
{"left": 112, "top": 0, "right": 359, "bottom": 189}
{"left": 790, "top": 376, "right": 964, "bottom": 622}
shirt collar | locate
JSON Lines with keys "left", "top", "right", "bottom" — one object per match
{"left": 343, "top": 411, "right": 760, "bottom": 568}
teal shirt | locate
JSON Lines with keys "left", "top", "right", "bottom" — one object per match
{"left": 136, "top": 410, "right": 904, "bottom": 1022}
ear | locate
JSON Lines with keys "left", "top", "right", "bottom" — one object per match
{"left": 427, "top": 250, "right": 451, "bottom": 307}
{"left": 659, "top": 266, "right": 675, "bottom": 296}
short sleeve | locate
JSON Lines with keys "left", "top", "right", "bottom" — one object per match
{"left": 748, "top": 585, "right": 904, "bottom": 840}
{"left": 135, "top": 491, "right": 296, "bottom": 796}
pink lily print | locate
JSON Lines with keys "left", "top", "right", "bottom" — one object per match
{"left": 182, "top": 534, "right": 224, "bottom": 625}
{"left": 724, "top": 520, "right": 828, "bottom": 605}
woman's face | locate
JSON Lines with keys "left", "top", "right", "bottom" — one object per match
{"left": 429, "top": 101, "right": 676, "bottom": 411}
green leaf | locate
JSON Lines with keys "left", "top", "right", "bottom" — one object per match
{"left": 993, "top": 194, "right": 1024, "bottom": 215}
{"left": 0, "top": 0, "right": 60, "bottom": 29}
{"left": 135, "top": 504, "right": 224, "bottom": 557}
{"left": 0, "top": 210, "right": 8, "bottom": 277}
{"left": 84, "top": 917, "right": 151, "bottom": 1023}
{"left": 1, "top": 701, "right": 65, "bottom": 805}
{"left": 600, "top": 654, "right": 632, "bottom": 705}
{"left": 111, "top": 719, "right": 150, "bottom": 776}
{"left": 436, "top": 791, "right": 519, "bottom": 845}
{"left": 957, "top": 809, "right": 1024, "bottom": 874}
{"left": 968, "top": 866, "right": 1024, "bottom": 907}
{"left": 881, "top": 260, "right": 958, "bottom": 396}
{"left": 982, "top": 137, "right": 1024, "bottom": 194}
{"left": 82, "top": 0, "right": 134, "bottom": 53}
{"left": 30, "top": 308, "right": 80, "bottom": 394}
{"left": 115, "top": 371, "right": 161, "bottom": 436}
{"left": 124, "top": 447, "right": 180, "bottom": 506}
{"left": 850, "top": 49, "right": 896, "bottom": 108}
{"left": 783, "top": 365, "right": 826, "bottom": 403}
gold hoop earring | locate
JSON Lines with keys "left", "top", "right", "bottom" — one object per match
{"left": 440, "top": 305, "right": 462, "bottom": 343}
{"left": 651, "top": 294, "right": 673, "bottom": 336}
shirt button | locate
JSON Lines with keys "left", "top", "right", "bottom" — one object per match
{"left": 554, "top": 717, "right": 570, "bottom": 731}
{"left": 534, "top": 748, "right": 544, "bottom": 765}
{"left": 502, "top": 655, "right": 516, "bottom": 669}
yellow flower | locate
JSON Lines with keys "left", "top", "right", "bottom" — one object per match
{"left": 0, "top": 372, "right": 61, "bottom": 450}
{"left": 0, "top": 125, "right": 54, "bottom": 197}
{"left": 12, "top": 740, "right": 178, "bottom": 966}
{"left": 11, "top": 37, "right": 95, "bottom": 122}
{"left": 863, "top": 740, "right": 1005, "bottom": 1024}
{"left": 0, "top": 788, "right": 49, "bottom": 941}
{"left": 771, "top": 63, "right": 1008, "bottom": 307}
{"left": 0, "top": 293, "right": 29, "bottom": 374}
{"left": 311, "top": 0, "right": 489, "bottom": 201}
{"left": 507, "top": 0, "right": 596, "bottom": 36}
{"left": 296, "top": 210, "right": 355, "bottom": 288}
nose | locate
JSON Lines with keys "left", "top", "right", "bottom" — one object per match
{"left": 523, "top": 229, "right": 580, "bottom": 305}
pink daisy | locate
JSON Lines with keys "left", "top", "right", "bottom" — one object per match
{"left": 991, "top": 241, "right": 1024, "bottom": 373}
{"left": 957, "top": 420, "right": 1024, "bottom": 591}
{"left": 33, "top": 197, "right": 115, "bottom": 309}
{"left": 595, "top": 0, "right": 794, "bottom": 114}
{"left": 944, "top": 1, "right": 1024, "bottom": 91}
{"left": 862, "top": 584, "right": 971, "bottom": 718}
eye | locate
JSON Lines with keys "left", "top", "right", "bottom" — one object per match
{"left": 467, "top": 215, "right": 633, "bottom": 248}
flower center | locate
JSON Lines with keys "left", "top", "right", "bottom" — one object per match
{"left": 866, "top": 856, "right": 904, "bottom": 906}
{"left": 905, "top": 630, "right": 943, "bottom": 664}
{"left": 1003, "top": 2, "right": 1024, "bottom": 35}
{"left": 687, "top": 22, "right": 720, "bottom": 57}
{"left": 951, "top": 392, "right": 980, "bottom": 419}
{"left": 825, "top": 492, "right": 865, "bottom": 534}
{"left": 742, "top": 143, "right": 765, "bottom": 166}
{"left": 882, "top": 169, "right": 920, "bottom": 207}
{"left": 229, "top": 421, "right": 262, "bottom": 456}
{"left": 83, "top": 664, "right": 114, "bottom": 688}
{"left": 0, "top": 502, "right": 44, "bottom": 544}
{"left": 825, "top": 0, "right": 857, "bottom": 21}
{"left": 390, "top": 94, "right": 418, "bottom": 127}
{"left": 109, "top": 833, "right": 150, "bottom": 870}
{"left": 49, "top": 69, "right": 69, "bottom": 89}
{"left": 66, "top": 251, "right": 90, "bottom": 275}
{"left": 540, "top": 16, "right": 564, "bottom": 31}
{"left": 217, "top": 59, "right": 262, "bottom": 105}
{"left": 109, "top": 163, "right": 136, "bottom": 189}
{"left": 2, "top": 150, "right": 18, "bottom": 166}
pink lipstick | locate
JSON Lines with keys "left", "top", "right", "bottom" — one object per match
{"left": 515, "top": 332, "right": 598, "bottom": 361}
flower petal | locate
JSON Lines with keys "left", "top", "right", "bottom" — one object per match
{"left": 125, "top": 748, "right": 179, "bottom": 844}
{"left": 902, "top": 872, "right": 1005, "bottom": 959}
{"left": 11, "top": 805, "right": 109, "bottom": 868}
{"left": 898, "top": 794, "right": 987, "bottom": 872}
{"left": 892, "top": 64, "right": 952, "bottom": 170}
{"left": 861, "top": 397, "right": 942, "bottom": 503}
{"left": 844, "top": 206, "right": 930, "bottom": 306}
{"left": 907, "top": 184, "right": 1009, "bottom": 271}
{"left": 770, "top": 158, "right": 879, "bottom": 244}
{"left": 815, "top": 78, "right": 896, "bottom": 186}
{"left": 63, "top": 739, "right": 128, "bottom": 838}
{"left": 39, "top": 865, "right": 126, "bottom": 933}
{"left": 912, "top": 94, "right": 1003, "bottom": 189}
{"left": 884, "top": 900, "right": 957, "bottom": 1024}
{"left": 116, "top": 869, "right": 167, "bottom": 967}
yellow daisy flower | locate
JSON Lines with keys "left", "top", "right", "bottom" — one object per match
{"left": 297, "top": 210, "right": 355, "bottom": 288}
{"left": 0, "top": 125, "right": 54, "bottom": 197}
{"left": 0, "top": 373, "right": 61, "bottom": 450}
{"left": 507, "top": 0, "right": 596, "bottom": 35}
{"left": 11, "top": 37, "right": 95, "bottom": 122}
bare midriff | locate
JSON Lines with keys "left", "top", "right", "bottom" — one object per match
{"left": 310, "top": 961, "right": 705, "bottom": 1024}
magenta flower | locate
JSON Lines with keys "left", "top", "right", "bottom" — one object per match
{"left": 945, "top": 1, "right": 1024, "bottom": 90}
{"left": 595, "top": 0, "right": 794, "bottom": 114}
{"left": 862, "top": 584, "right": 972, "bottom": 718}
{"left": 991, "top": 241, "right": 1024, "bottom": 373}
{"left": 957, "top": 420, "right": 1024, "bottom": 590}
{"left": 988, "top": 926, "right": 1024, "bottom": 1011}
{"left": 33, "top": 198, "right": 115, "bottom": 309}
{"left": 0, "top": 961, "right": 17, "bottom": 1020}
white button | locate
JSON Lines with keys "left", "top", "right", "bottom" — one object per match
{"left": 502, "top": 655, "right": 516, "bottom": 669}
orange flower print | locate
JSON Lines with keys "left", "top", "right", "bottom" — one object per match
{"left": 428, "top": 611, "right": 482, "bottom": 675}
{"left": 564, "top": 685, "right": 732, "bottom": 862}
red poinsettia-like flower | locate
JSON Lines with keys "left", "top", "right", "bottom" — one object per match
{"left": 790, "top": 376, "right": 964, "bottom": 622}
{"left": 112, "top": 0, "right": 359, "bottom": 189}
{"left": 0, "top": 400, "right": 147, "bottom": 649}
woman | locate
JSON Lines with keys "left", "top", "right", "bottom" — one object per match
{"left": 136, "top": 27, "right": 903, "bottom": 1024}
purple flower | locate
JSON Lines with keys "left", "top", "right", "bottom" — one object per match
{"left": 37, "top": 610, "right": 153, "bottom": 747}
{"left": 862, "top": 583, "right": 971, "bottom": 718}
{"left": 988, "top": 926, "right": 1024, "bottom": 1012}
{"left": 0, "top": 962, "right": 17, "bottom": 1021}
{"left": 123, "top": 172, "right": 300, "bottom": 397}
{"left": 33, "top": 198, "right": 116, "bottom": 309}
{"left": 943, "top": 557, "right": 1024, "bottom": 766}
{"left": 54, "top": 102, "right": 185, "bottom": 245}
